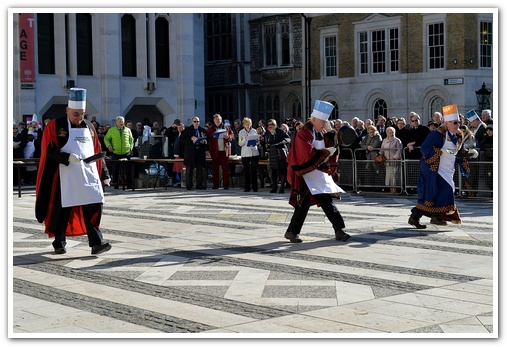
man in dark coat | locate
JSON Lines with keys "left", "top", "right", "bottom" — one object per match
{"left": 180, "top": 116, "right": 207, "bottom": 190}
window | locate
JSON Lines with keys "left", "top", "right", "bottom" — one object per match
{"left": 324, "top": 36, "right": 337, "bottom": 77}
{"left": 290, "top": 98, "right": 302, "bottom": 120}
{"left": 371, "top": 30, "right": 386, "bottom": 74}
{"left": 264, "top": 24, "right": 277, "bottom": 66}
{"left": 357, "top": 27, "right": 399, "bottom": 75}
{"left": 206, "top": 13, "right": 232, "bottom": 62}
{"left": 373, "top": 99, "right": 387, "bottom": 120}
{"left": 121, "top": 14, "right": 137, "bottom": 77}
{"left": 328, "top": 100, "right": 339, "bottom": 120}
{"left": 389, "top": 28, "right": 399, "bottom": 72}
{"left": 262, "top": 21, "right": 292, "bottom": 68}
{"left": 258, "top": 93, "right": 280, "bottom": 122}
{"left": 480, "top": 21, "right": 492, "bottom": 68}
{"left": 428, "top": 22, "right": 444, "bottom": 70}
{"left": 37, "top": 13, "right": 55, "bottom": 74}
{"left": 155, "top": 17, "right": 170, "bottom": 78}
{"left": 430, "top": 96, "right": 444, "bottom": 116}
{"left": 281, "top": 24, "right": 290, "bottom": 66}
{"left": 359, "top": 32, "right": 368, "bottom": 74}
{"left": 209, "top": 94, "right": 233, "bottom": 121}
{"left": 76, "top": 14, "right": 93, "bottom": 76}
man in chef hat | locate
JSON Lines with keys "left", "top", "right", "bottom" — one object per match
{"left": 284, "top": 100, "right": 351, "bottom": 244}
{"left": 35, "top": 87, "right": 112, "bottom": 255}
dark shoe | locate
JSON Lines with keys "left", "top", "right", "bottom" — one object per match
{"left": 114, "top": 185, "right": 119, "bottom": 189}
{"left": 54, "top": 247, "right": 66, "bottom": 254}
{"left": 408, "top": 216, "right": 426, "bottom": 229}
{"left": 244, "top": 189, "right": 251, "bottom": 192}
{"left": 430, "top": 217, "right": 447, "bottom": 226}
{"left": 278, "top": 188, "right": 285, "bottom": 193}
{"left": 91, "top": 243, "right": 111, "bottom": 255}
{"left": 284, "top": 231, "right": 303, "bottom": 243}
{"left": 253, "top": 189, "right": 258, "bottom": 192}
{"left": 335, "top": 231, "right": 351, "bottom": 241}
{"left": 224, "top": 187, "right": 229, "bottom": 190}
{"left": 212, "top": 186, "right": 219, "bottom": 189}
{"left": 270, "top": 187, "right": 277, "bottom": 193}
{"left": 186, "top": 187, "right": 192, "bottom": 190}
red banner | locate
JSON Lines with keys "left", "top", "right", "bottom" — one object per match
{"left": 19, "top": 13, "right": 35, "bottom": 83}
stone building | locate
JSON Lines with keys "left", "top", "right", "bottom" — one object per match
{"left": 12, "top": 11, "right": 494, "bottom": 130}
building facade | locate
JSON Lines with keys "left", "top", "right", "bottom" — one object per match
{"left": 12, "top": 11, "right": 494, "bottom": 130}
{"left": 13, "top": 12, "right": 205, "bottom": 128}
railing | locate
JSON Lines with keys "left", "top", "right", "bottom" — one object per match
{"left": 12, "top": 149, "right": 494, "bottom": 198}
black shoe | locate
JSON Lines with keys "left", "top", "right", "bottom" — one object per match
{"left": 270, "top": 187, "right": 277, "bottom": 193}
{"left": 335, "top": 231, "right": 351, "bottom": 241}
{"left": 253, "top": 189, "right": 258, "bottom": 192}
{"left": 244, "top": 189, "right": 251, "bottom": 192}
{"left": 54, "top": 247, "right": 66, "bottom": 254}
{"left": 284, "top": 231, "right": 302, "bottom": 243}
{"left": 91, "top": 243, "right": 111, "bottom": 255}
{"left": 408, "top": 217, "right": 426, "bottom": 229}
{"left": 212, "top": 186, "right": 219, "bottom": 189}
{"left": 114, "top": 185, "right": 119, "bottom": 189}
{"left": 278, "top": 189, "right": 285, "bottom": 193}
{"left": 186, "top": 187, "right": 192, "bottom": 190}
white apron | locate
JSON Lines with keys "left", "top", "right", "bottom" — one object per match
{"left": 59, "top": 120, "right": 104, "bottom": 207}
{"left": 438, "top": 135, "right": 457, "bottom": 191}
{"left": 303, "top": 130, "right": 345, "bottom": 195}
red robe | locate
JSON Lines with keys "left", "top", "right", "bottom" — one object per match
{"left": 35, "top": 117, "right": 104, "bottom": 238}
{"left": 286, "top": 122, "right": 337, "bottom": 208}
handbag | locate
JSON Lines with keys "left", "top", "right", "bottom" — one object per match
{"left": 374, "top": 152, "right": 387, "bottom": 164}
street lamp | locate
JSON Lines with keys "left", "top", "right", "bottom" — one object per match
{"left": 475, "top": 82, "right": 491, "bottom": 111}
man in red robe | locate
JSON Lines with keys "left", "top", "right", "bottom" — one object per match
{"left": 35, "top": 88, "right": 112, "bottom": 255}
{"left": 285, "top": 100, "right": 350, "bottom": 243}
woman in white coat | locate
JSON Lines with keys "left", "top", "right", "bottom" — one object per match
{"left": 238, "top": 117, "right": 260, "bottom": 192}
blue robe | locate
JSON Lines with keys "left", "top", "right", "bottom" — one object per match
{"left": 414, "top": 129, "right": 469, "bottom": 223}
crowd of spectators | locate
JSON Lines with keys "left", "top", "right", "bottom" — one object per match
{"left": 14, "top": 109, "right": 494, "bottom": 196}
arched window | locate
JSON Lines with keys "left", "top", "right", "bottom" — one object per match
{"left": 373, "top": 99, "right": 387, "bottom": 120}
{"left": 430, "top": 96, "right": 444, "bottom": 116}
{"left": 155, "top": 17, "right": 169, "bottom": 78}
{"left": 328, "top": 100, "right": 339, "bottom": 120}
{"left": 290, "top": 98, "right": 302, "bottom": 121}
{"left": 121, "top": 14, "right": 137, "bottom": 77}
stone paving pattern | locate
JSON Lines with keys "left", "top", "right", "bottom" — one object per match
{"left": 10, "top": 186, "right": 496, "bottom": 337}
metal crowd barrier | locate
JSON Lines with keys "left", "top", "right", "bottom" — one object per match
{"left": 346, "top": 146, "right": 493, "bottom": 197}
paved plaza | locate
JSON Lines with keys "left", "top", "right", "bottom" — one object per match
{"left": 9, "top": 184, "right": 497, "bottom": 339}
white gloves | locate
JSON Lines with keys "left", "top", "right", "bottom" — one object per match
{"left": 68, "top": 153, "right": 81, "bottom": 163}
{"left": 103, "top": 179, "right": 111, "bottom": 186}
{"left": 325, "top": 147, "right": 337, "bottom": 156}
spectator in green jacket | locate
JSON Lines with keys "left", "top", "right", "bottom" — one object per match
{"left": 104, "top": 116, "right": 134, "bottom": 189}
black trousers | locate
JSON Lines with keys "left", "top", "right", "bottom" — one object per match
{"left": 111, "top": 152, "right": 131, "bottom": 185}
{"left": 186, "top": 161, "right": 205, "bottom": 189}
{"left": 51, "top": 204, "right": 104, "bottom": 248}
{"left": 242, "top": 156, "right": 259, "bottom": 190}
{"left": 50, "top": 182, "right": 104, "bottom": 248}
{"left": 287, "top": 191, "right": 345, "bottom": 235}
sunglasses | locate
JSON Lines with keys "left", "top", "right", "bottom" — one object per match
{"left": 451, "top": 121, "right": 459, "bottom": 125}
{"left": 193, "top": 120, "right": 200, "bottom": 123}
{"left": 411, "top": 119, "right": 419, "bottom": 122}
